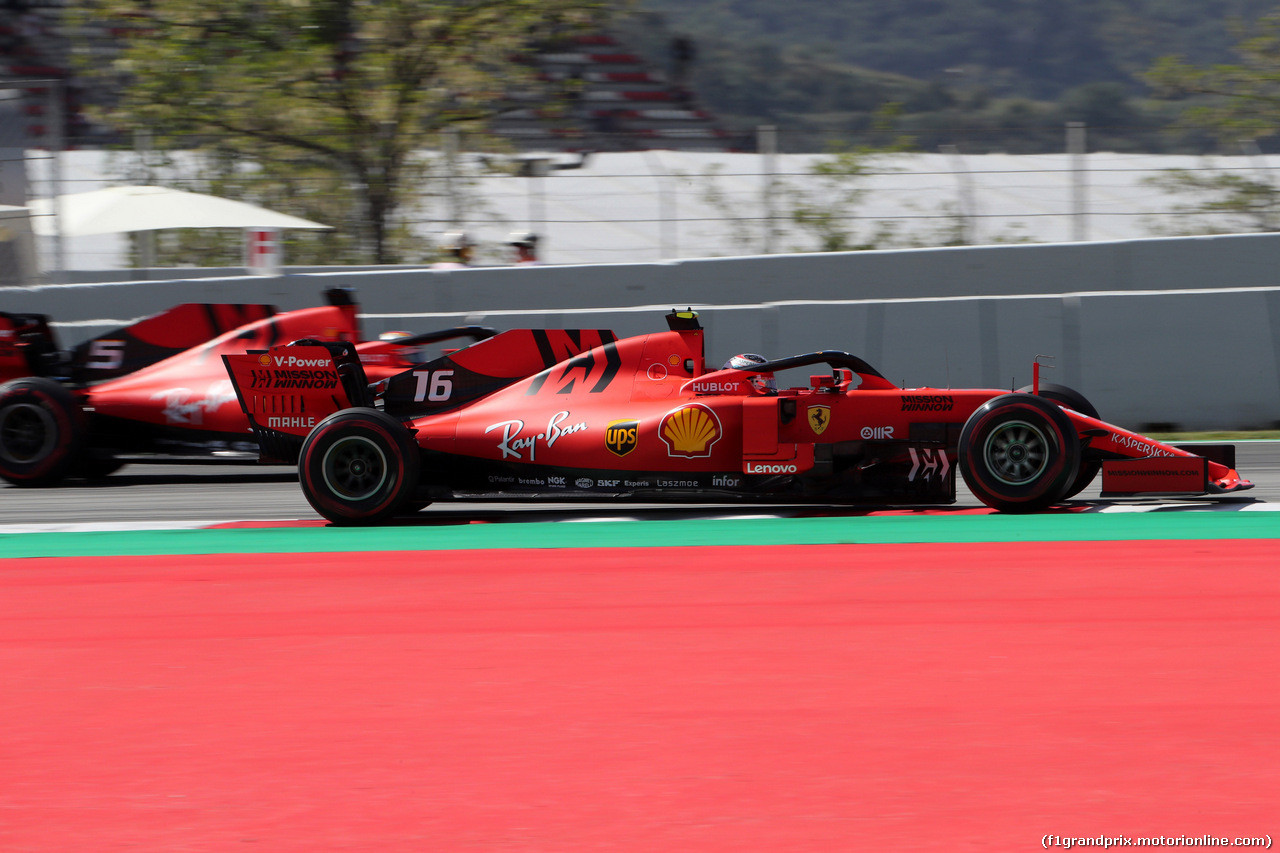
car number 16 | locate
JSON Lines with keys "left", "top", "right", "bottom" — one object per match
{"left": 412, "top": 369, "right": 454, "bottom": 402}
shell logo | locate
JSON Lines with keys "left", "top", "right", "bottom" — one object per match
{"left": 659, "top": 403, "right": 722, "bottom": 458}
{"left": 257, "top": 354, "right": 272, "bottom": 366}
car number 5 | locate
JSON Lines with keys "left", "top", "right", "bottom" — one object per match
{"left": 86, "top": 339, "right": 125, "bottom": 370}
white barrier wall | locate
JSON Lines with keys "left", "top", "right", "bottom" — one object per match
{"left": 4, "top": 233, "right": 1279, "bottom": 430}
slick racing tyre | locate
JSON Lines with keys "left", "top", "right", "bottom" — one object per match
{"left": 1016, "top": 382, "right": 1100, "bottom": 500}
{"left": 959, "top": 393, "right": 1081, "bottom": 513}
{"left": 299, "top": 408, "right": 419, "bottom": 525}
{"left": 0, "top": 378, "right": 86, "bottom": 487}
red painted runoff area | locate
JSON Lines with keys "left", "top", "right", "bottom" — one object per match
{"left": 4, "top": 541, "right": 1278, "bottom": 850}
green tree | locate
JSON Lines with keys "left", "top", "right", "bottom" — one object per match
{"left": 698, "top": 119, "right": 932, "bottom": 255}
{"left": 1143, "top": 9, "right": 1280, "bottom": 236}
{"left": 1146, "top": 10, "right": 1280, "bottom": 146}
{"left": 784, "top": 108, "right": 917, "bottom": 252}
{"left": 786, "top": 146, "right": 883, "bottom": 252}
{"left": 76, "top": 0, "right": 603, "bottom": 264}
{"left": 1144, "top": 167, "right": 1280, "bottom": 236}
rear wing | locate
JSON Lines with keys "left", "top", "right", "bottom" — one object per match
{"left": 0, "top": 311, "right": 61, "bottom": 383}
{"left": 223, "top": 341, "right": 367, "bottom": 464}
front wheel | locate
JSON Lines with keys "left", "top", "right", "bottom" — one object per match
{"left": 1016, "top": 382, "right": 1101, "bottom": 499}
{"left": 299, "top": 408, "right": 420, "bottom": 526}
{"left": 0, "top": 378, "right": 86, "bottom": 487}
{"left": 959, "top": 393, "right": 1081, "bottom": 513}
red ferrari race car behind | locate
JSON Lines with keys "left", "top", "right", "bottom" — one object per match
{"left": 223, "top": 310, "right": 1253, "bottom": 524}
{"left": 0, "top": 288, "right": 492, "bottom": 486}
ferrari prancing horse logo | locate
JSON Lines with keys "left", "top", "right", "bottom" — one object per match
{"left": 807, "top": 405, "right": 831, "bottom": 435}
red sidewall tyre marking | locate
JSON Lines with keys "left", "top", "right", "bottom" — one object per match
{"left": 960, "top": 397, "right": 1079, "bottom": 511}
{"left": 300, "top": 410, "right": 417, "bottom": 523}
{"left": 0, "top": 380, "right": 83, "bottom": 484}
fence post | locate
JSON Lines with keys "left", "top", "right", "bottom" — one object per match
{"left": 940, "top": 144, "right": 976, "bottom": 244}
{"left": 643, "top": 150, "right": 677, "bottom": 260}
{"left": 44, "top": 80, "right": 65, "bottom": 281}
{"left": 1068, "top": 121, "right": 1088, "bottom": 242}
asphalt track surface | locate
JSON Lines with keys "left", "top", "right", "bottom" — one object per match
{"left": 3, "top": 446, "right": 1279, "bottom": 850}
{"left": 1, "top": 441, "right": 1279, "bottom": 526}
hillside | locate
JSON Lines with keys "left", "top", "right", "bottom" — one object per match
{"left": 632, "top": 0, "right": 1273, "bottom": 98}
{"left": 621, "top": 0, "right": 1275, "bottom": 151}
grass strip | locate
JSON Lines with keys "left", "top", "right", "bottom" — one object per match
{"left": 2, "top": 511, "right": 1278, "bottom": 559}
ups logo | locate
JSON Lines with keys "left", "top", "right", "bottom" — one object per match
{"left": 605, "top": 419, "right": 639, "bottom": 456}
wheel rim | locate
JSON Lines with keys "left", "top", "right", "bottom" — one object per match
{"left": 0, "top": 402, "right": 57, "bottom": 465}
{"left": 320, "top": 435, "right": 389, "bottom": 501}
{"left": 982, "top": 419, "right": 1051, "bottom": 486}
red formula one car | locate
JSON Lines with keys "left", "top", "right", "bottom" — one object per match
{"left": 222, "top": 310, "right": 1253, "bottom": 524}
{"left": 0, "top": 289, "right": 493, "bottom": 486}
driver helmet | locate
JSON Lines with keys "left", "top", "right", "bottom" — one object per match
{"left": 507, "top": 230, "right": 540, "bottom": 263}
{"left": 722, "top": 352, "right": 777, "bottom": 394}
{"left": 507, "top": 230, "right": 539, "bottom": 249}
{"left": 440, "top": 230, "right": 475, "bottom": 262}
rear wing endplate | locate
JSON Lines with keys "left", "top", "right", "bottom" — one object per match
{"left": 222, "top": 342, "right": 367, "bottom": 463}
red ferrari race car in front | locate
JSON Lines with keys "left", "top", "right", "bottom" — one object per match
{"left": 223, "top": 310, "right": 1253, "bottom": 524}
{"left": 0, "top": 288, "right": 493, "bottom": 486}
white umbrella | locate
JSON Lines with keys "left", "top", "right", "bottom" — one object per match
{"left": 27, "top": 185, "right": 330, "bottom": 237}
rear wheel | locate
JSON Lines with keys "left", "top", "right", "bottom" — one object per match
{"left": 959, "top": 393, "right": 1081, "bottom": 513}
{"left": 299, "top": 408, "right": 419, "bottom": 525}
{"left": 0, "top": 378, "right": 85, "bottom": 487}
{"left": 1016, "top": 382, "right": 1100, "bottom": 500}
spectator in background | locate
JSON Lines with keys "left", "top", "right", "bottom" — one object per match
{"left": 670, "top": 36, "right": 696, "bottom": 87}
{"left": 508, "top": 231, "right": 541, "bottom": 265}
{"left": 432, "top": 230, "right": 474, "bottom": 269}
{"left": 560, "top": 67, "right": 585, "bottom": 117}
{"left": 591, "top": 108, "right": 622, "bottom": 150}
